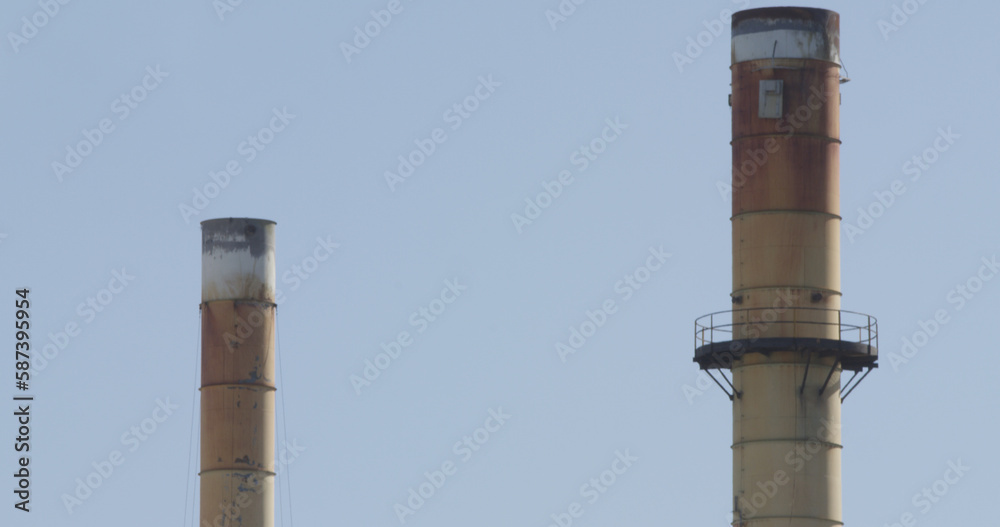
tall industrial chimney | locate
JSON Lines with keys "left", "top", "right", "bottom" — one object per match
{"left": 693, "top": 8, "right": 878, "bottom": 526}
{"left": 200, "top": 218, "right": 277, "bottom": 527}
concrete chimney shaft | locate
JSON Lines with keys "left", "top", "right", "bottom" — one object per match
{"left": 693, "top": 8, "right": 877, "bottom": 526}
{"left": 730, "top": 8, "right": 843, "bottom": 525}
{"left": 200, "top": 218, "right": 277, "bottom": 527}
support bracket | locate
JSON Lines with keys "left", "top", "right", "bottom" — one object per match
{"left": 818, "top": 359, "right": 840, "bottom": 396}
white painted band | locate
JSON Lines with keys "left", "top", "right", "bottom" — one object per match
{"left": 201, "top": 219, "right": 276, "bottom": 303}
{"left": 732, "top": 29, "right": 840, "bottom": 64}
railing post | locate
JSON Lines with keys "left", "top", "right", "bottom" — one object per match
{"left": 867, "top": 315, "right": 873, "bottom": 354}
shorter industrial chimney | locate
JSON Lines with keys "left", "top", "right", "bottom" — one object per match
{"left": 200, "top": 218, "right": 277, "bottom": 527}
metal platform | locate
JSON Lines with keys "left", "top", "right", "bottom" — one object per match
{"left": 692, "top": 307, "right": 878, "bottom": 402}
{"left": 694, "top": 336, "right": 877, "bottom": 372}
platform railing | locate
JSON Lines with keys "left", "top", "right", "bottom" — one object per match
{"left": 694, "top": 307, "right": 878, "bottom": 354}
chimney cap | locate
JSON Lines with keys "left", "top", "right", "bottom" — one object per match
{"left": 201, "top": 218, "right": 277, "bottom": 303}
{"left": 731, "top": 7, "right": 840, "bottom": 65}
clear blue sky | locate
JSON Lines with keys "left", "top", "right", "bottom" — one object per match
{"left": 1, "top": 0, "right": 996, "bottom": 525}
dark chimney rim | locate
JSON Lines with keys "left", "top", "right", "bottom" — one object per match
{"left": 732, "top": 7, "right": 839, "bottom": 36}
{"left": 200, "top": 217, "right": 277, "bottom": 227}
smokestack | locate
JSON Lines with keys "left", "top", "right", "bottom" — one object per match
{"left": 694, "top": 8, "right": 878, "bottom": 526}
{"left": 200, "top": 218, "right": 277, "bottom": 527}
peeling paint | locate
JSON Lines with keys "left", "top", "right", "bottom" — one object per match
{"left": 201, "top": 218, "right": 275, "bottom": 258}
